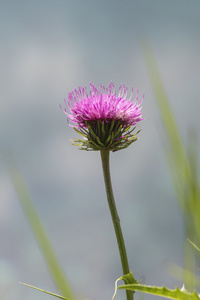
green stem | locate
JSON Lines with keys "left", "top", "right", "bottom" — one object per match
{"left": 100, "top": 150, "right": 133, "bottom": 300}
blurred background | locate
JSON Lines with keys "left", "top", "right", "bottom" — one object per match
{"left": 0, "top": 1, "right": 200, "bottom": 299}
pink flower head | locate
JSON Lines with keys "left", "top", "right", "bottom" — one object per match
{"left": 61, "top": 82, "right": 144, "bottom": 151}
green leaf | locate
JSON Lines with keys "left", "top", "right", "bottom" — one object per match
{"left": 6, "top": 156, "right": 75, "bottom": 300}
{"left": 169, "top": 265, "right": 200, "bottom": 289}
{"left": 142, "top": 40, "right": 200, "bottom": 285}
{"left": 118, "top": 283, "right": 200, "bottom": 299}
{"left": 20, "top": 282, "right": 70, "bottom": 300}
{"left": 112, "top": 272, "right": 138, "bottom": 300}
{"left": 188, "top": 239, "right": 200, "bottom": 253}
{"left": 120, "top": 271, "right": 138, "bottom": 285}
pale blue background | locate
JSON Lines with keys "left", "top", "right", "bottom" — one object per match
{"left": 0, "top": 1, "right": 200, "bottom": 299}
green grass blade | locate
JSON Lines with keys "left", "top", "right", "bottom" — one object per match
{"left": 142, "top": 40, "right": 200, "bottom": 287}
{"left": 8, "top": 162, "right": 75, "bottom": 300}
{"left": 142, "top": 41, "right": 200, "bottom": 237}
{"left": 20, "top": 282, "right": 70, "bottom": 300}
{"left": 169, "top": 264, "right": 200, "bottom": 289}
{"left": 141, "top": 41, "right": 189, "bottom": 186}
{"left": 188, "top": 239, "right": 200, "bottom": 253}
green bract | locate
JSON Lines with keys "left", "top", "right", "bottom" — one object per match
{"left": 72, "top": 121, "right": 141, "bottom": 151}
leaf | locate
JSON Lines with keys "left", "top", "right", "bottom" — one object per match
{"left": 118, "top": 283, "right": 200, "bottom": 300}
{"left": 5, "top": 155, "right": 75, "bottom": 300}
{"left": 20, "top": 282, "right": 70, "bottom": 300}
{"left": 169, "top": 265, "right": 200, "bottom": 289}
{"left": 120, "top": 271, "right": 139, "bottom": 285}
{"left": 112, "top": 272, "right": 138, "bottom": 300}
{"left": 141, "top": 40, "right": 200, "bottom": 284}
{"left": 188, "top": 239, "right": 200, "bottom": 253}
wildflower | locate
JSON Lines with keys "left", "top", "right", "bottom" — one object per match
{"left": 60, "top": 82, "right": 143, "bottom": 151}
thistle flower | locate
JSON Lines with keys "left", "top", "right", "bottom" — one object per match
{"left": 61, "top": 82, "right": 144, "bottom": 151}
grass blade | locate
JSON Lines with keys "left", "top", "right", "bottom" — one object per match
{"left": 7, "top": 159, "right": 75, "bottom": 300}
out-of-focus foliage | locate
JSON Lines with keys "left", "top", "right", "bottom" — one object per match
{"left": 7, "top": 158, "right": 75, "bottom": 300}
{"left": 142, "top": 41, "right": 200, "bottom": 291}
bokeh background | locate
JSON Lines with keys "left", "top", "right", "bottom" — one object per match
{"left": 0, "top": 1, "right": 200, "bottom": 299}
